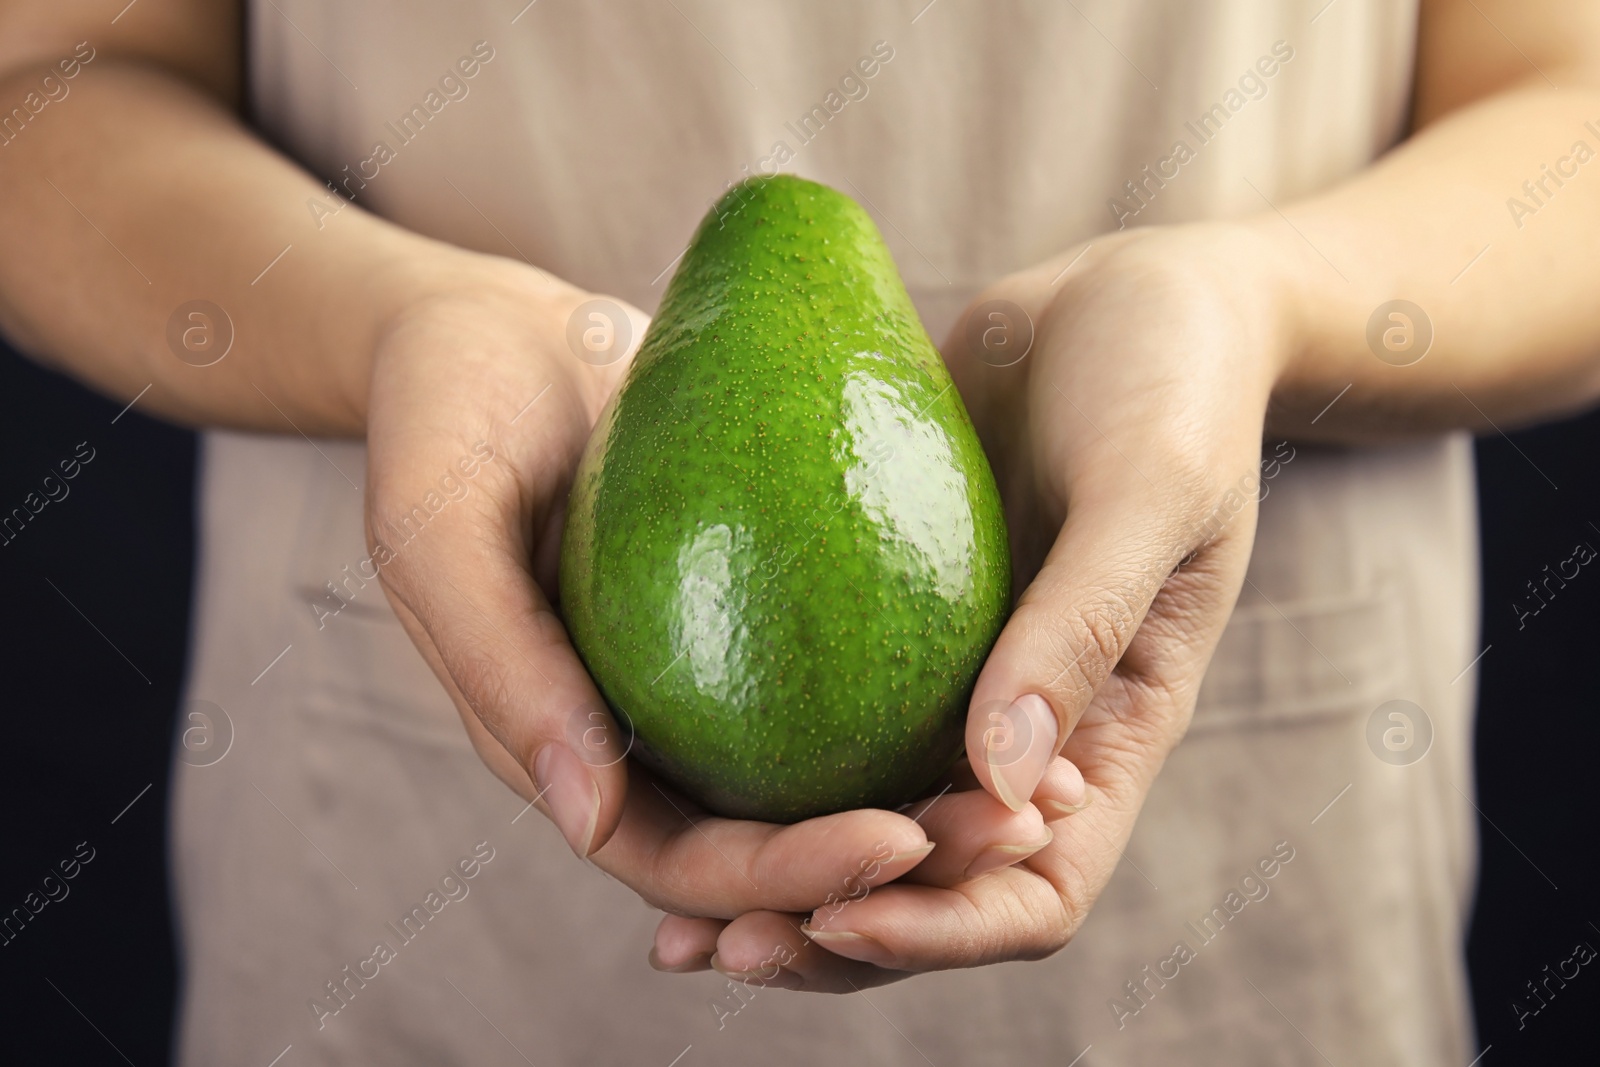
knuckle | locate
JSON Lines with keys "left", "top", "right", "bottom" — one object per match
{"left": 646, "top": 832, "right": 735, "bottom": 916}
{"left": 1027, "top": 924, "right": 1074, "bottom": 961}
{"left": 527, "top": 606, "right": 572, "bottom": 652}
{"left": 1044, "top": 859, "right": 1098, "bottom": 946}
{"left": 1122, "top": 675, "right": 1196, "bottom": 745}
{"left": 1016, "top": 584, "right": 1142, "bottom": 709}
{"left": 982, "top": 880, "right": 1074, "bottom": 963}
{"left": 1022, "top": 886, "right": 1076, "bottom": 960}
{"left": 632, "top": 881, "right": 682, "bottom": 915}
{"left": 1076, "top": 590, "right": 1136, "bottom": 663}
{"left": 1050, "top": 893, "right": 1088, "bottom": 952}
{"left": 447, "top": 654, "right": 524, "bottom": 752}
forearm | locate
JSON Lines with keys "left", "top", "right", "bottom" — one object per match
{"left": 1258, "top": 82, "right": 1600, "bottom": 440}
{"left": 0, "top": 58, "right": 480, "bottom": 435}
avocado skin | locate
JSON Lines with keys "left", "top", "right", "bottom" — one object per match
{"left": 560, "top": 175, "right": 1010, "bottom": 823}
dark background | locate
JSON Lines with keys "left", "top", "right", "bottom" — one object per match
{"left": 1, "top": 344, "right": 1597, "bottom": 1064}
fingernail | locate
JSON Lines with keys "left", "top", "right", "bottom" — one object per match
{"left": 1034, "top": 759, "right": 1088, "bottom": 820}
{"left": 883, "top": 842, "right": 936, "bottom": 868}
{"left": 649, "top": 947, "right": 712, "bottom": 973}
{"left": 710, "top": 953, "right": 806, "bottom": 990}
{"left": 1037, "top": 796, "right": 1093, "bottom": 821}
{"left": 962, "top": 829, "right": 1053, "bottom": 881}
{"left": 988, "top": 694, "right": 1059, "bottom": 812}
{"left": 801, "top": 926, "right": 898, "bottom": 967}
{"left": 533, "top": 744, "right": 600, "bottom": 857}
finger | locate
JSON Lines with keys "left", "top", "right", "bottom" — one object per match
{"left": 800, "top": 754, "right": 1135, "bottom": 975}
{"left": 801, "top": 869, "right": 1071, "bottom": 973}
{"left": 364, "top": 285, "right": 652, "bottom": 859}
{"left": 925, "top": 752, "right": 1082, "bottom": 804}
{"left": 710, "top": 910, "right": 906, "bottom": 994}
{"left": 891, "top": 790, "right": 1051, "bottom": 887}
{"left": 367, "top": 394, "right": 633, "bottom": 860}
{"left": 592, "top": 764, "right": 936, "bottom": 918}
{"left": 1034, "top": 756, "right": 1089, "bottom": 821}
{"left": 796, "top": 736, "right": 1161, "bottom": 974}
{"left": 797, "top": 724, "right": 1167, "bottom": 977}
{"left": 797, "top": 546, "right": 1250, "bottom": 978}
{"left": 375, "top": 518, "right": 627, "bottom": 859}
{"left": 649, "top": 914, "right": 724, "bottom": 973}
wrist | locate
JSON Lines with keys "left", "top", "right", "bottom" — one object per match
{"left": 1203, "top": 218, "right": 1308, "bottom": 393}
{"left": 352, "top": 235, "right": 583, "bottom": 428}
{"left": 1041, "top": 220, "right": 1304, "bottom": 407}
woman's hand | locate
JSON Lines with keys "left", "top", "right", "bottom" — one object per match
{"left": 362, "top": 254, "right": 1051, "bottom": 926}
{"left": 654, "top": 223, "right": 1300, "bottom": 990}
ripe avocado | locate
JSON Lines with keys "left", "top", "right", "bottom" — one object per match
{"left": 560, "top": 175, "right": 1010, "bottom": 822}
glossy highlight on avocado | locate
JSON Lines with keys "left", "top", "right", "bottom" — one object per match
{"left": 559, "top": 175, "right": 1010, "bottom": 822}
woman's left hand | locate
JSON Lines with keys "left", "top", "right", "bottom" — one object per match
{"left": 650, "top": 222, "right": 1298, "bottom": 991}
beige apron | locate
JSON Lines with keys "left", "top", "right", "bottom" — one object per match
{"left": 173, "top": 3, "right": 1479, "bottom": 1063}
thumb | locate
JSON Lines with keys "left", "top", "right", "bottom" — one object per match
{"left": 965, "top": 495, "right": 1186, "bottom": 811}
{"left": 369, "top": 446, "right": 629, "bottom": 858}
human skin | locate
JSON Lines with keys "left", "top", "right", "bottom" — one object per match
{"left": 3, "top": 0, "right": 1600, "bottom": 995}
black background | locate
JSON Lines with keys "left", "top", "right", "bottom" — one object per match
{"left": 1, "top": 344, "right": 1596, "bottom": 1064}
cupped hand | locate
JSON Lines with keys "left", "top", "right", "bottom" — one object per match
{"left": 652, "top": 222, "right": 1299, "bottom": 990}
{"left": 362, "top": 254, "right": 1043, "bottom": 923}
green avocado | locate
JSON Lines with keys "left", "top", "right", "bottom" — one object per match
{"left": 559, "top": 175, "right": 1010, "bottom": 822}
